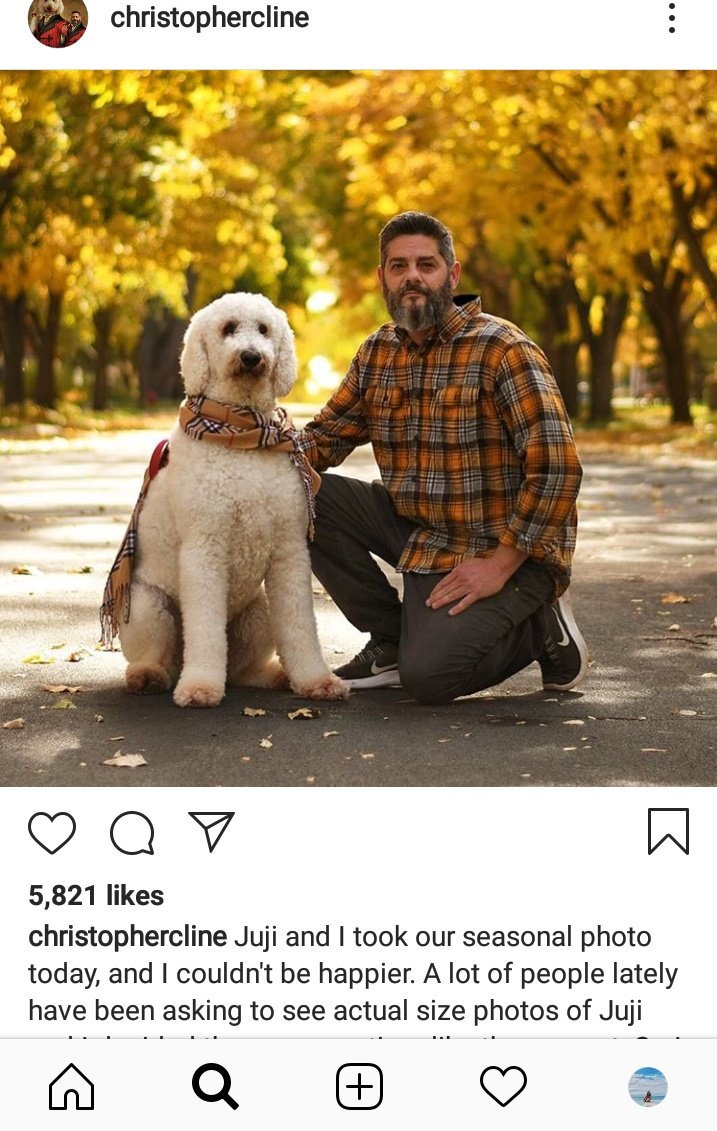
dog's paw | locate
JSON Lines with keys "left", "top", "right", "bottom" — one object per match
{"left": 125, "top": 662, "right": 171, "bottom": 695}
{"left": 173, "top": 678, "right": 225, "bottom": 708}
{"left": 293, "top": 673, "right": 350, "bottom": 701}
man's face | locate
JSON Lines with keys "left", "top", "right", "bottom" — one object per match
{"left": 378, "top": 234, "right": 461, "bottom": 333}
{"left": 70, "top": 11, "right": 81, "bottom": 22}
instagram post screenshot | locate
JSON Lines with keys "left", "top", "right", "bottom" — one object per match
{"left": 1, "top": 2, "right": 716, "bottom": 1124}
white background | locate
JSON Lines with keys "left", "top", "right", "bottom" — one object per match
{"left": 0, "top": 1035, "right": 707, "bottom": 1125}
{"left": 4, "top": 0, "right": 712, "bottom": 69}
{"left": 1, "top": 788, "right": 710, "bottom": 1039}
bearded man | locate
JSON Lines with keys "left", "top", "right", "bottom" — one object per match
{"left": 298, "top": 211, "right": 588, "bottom": 703}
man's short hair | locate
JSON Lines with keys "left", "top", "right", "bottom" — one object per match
{"left": 379, "top": 212, "right": 456, "bottom": 268}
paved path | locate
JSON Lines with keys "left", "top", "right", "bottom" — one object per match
{"left": 1, "top": 430, "right": 715, "bottom": 787}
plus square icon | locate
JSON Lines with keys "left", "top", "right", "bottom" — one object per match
{"left": 336, "top": 1063, "right": 383, "bottom": 1110}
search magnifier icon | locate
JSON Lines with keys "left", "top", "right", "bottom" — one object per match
{"left": 192, "top": 1063, "right": 239, "bottom": 1110}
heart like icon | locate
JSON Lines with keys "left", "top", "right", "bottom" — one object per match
{"left": 480, "top": 1065, "right": 527, "bottom": 1107}
{"left": 28, "top": 812, "right": 76, "bottom": 855}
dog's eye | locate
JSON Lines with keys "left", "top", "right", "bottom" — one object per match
{"left": 258, "top": 323, "right": 269, "bottom": 336}
{"left": 222, "top": 321, "right": 238, "bottom": 337}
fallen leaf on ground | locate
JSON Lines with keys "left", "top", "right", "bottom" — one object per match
{"left": 563, "top": 719, "right": 586, "bottom": 726}
{"left": 438, "top": 738, "right": 452, "bottom": 743}
{"left": 94, "top": 715, "right": 104, "bottom": 723}
{"left": 667, "top": 624, "right": 680, "bottom": 632}
{"left": 3, "top": 718, "right": 25, "bottom": 729}
{"left": 22, "top": 654, "right": 56, "bottom": 665}
{"left": 287, "top": 707, "right": 321, "bottom": 720}
{"left": 361, "top": 752, "right": 376, "bottom": 760}
{"left": 102, "top": 751, "right": 147, "bottom": 768}
{"left": 259, "top": 737, "right": 273, "bottom": 749}
{"left": 306, "top": 776, "right": 316, "bottom": 784}
{"left": 65, "top": 652, "right": 83, "bottom": 662}
{"left": 108, "top": 735, "right": 125, "bottom": 741}
{"left": 50, "top": 698, "right": 77, "bottom": 710}
{"left": 672, "top": 708, "right": 698, "bottom": 717}
{"left": 642, "top": 748, "right": 667, "bottom": 753}
{"left": 661, "top": 592, "right": 691, "bottom": 604}
{"left": 323, "top": 730, "right": 339, "bottom": 738}
{"left": 43, "top": 684, "right": 83, "bottom": 694}
{"left": 12, "top": 564, "right": 42, "bottom": 575}
{"left": 50, "top": 642, "right": 67, "bottom": 649}
{"left": 71, "top": 565, "right": 94, "bottom": 574}
{"left": 701, "top": 672, "right": 717, "bottom": 679}
{"left": 242, "top": 707, "right": 266, "bottom": 717}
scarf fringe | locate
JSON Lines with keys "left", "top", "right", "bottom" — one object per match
{"left": 99, "top": 400, "right": 318, "bottom": 645}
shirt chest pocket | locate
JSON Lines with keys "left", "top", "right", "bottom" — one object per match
{"left": 362, "top": 384, "right": 407, "bottom": 444}
{"left": 431, "top": 383, "right": 484, "bottom": 449}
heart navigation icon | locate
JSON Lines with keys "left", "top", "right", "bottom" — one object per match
{"left": 480, "top": 1065, "right": 528, "bottom": 1107}
{"left": 28, "top": 812, "right": 76, "bottom": 854}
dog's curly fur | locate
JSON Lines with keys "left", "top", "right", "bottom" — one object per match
{"left": 29, "top": 0, "right": 66, "bottom": 32}
{"left": 118, "top": 292, "right": 348, "bottom": 708}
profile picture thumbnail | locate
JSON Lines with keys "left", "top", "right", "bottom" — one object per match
{"left": 28, "top": 0, "right": 88, "bottom": 48}
{"left": 628, "top": 1066, "right": 668, "bottom": 1107}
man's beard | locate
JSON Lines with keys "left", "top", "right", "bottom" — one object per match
{"left": 383, "top": 278, "right": 455, "bottom": 332}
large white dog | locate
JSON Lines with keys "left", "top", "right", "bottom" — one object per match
{"left": 108, "top": 292, "right": 348, "bottom": 708}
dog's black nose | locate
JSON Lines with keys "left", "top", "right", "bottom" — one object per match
{"left": 240, "top": 349, "right": 262, "bottom": 369}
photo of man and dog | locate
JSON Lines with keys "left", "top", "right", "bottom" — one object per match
{"left": 1, "top": 71, "right": 715, "bottom": 787}
{"left": 28, "top": 0, "right": 87, "bottom": 47}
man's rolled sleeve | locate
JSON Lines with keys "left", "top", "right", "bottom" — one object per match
{"left": 495, "top": 342, "right": 582, "bottom": 558}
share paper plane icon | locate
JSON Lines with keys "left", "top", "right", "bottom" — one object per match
{"left": 189, "top": 812, "right": 235, "bottom": 853}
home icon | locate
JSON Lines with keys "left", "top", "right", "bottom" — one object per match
{"left": 49, "top": 1063, "right": 95, "bottom": 1110}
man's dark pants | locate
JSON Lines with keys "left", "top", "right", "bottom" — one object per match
{"left": 309, "top": 473, "right": 556, "bottom": 704}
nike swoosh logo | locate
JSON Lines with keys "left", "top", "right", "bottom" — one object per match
{"left": 370, "top": 661, "right": 397, "bottom": 675}
{"left": 555, "top": 620, "right": 570, "bottom": 646}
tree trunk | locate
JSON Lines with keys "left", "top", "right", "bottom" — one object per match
{"left": 34, "top": 290, "right": 63, "bottom": 409}
{"left": 638, "top": 262, "right": 693, "bottom": 425}
{"left": 535, "top": 279, "right": 580, "bottom": 417}
{"left": 577, "top": 291, "right": 629, "bottom": 425}
{"left": 92, "top": 305, "right": 114, "bottom": 411}
{"left": 137, "top": 309, "right": 186, "bottom": 403}
{"left": 593, "top": 293, "right": 628, "bottom": 423}
{"left": 642, "top": 288, "right": 693, "bottom": 424}
{"left": 667, "top": 174, "right": 717, "bottom": 315}
{"left": 0, "top": 291, "right": 27, "bottom": 407}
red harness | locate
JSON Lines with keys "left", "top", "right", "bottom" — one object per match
{"left": 148, "top": 439, "right": 169, "bottom": 480}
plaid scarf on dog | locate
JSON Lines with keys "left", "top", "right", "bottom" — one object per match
{"left": 100, "top": 396, "right": 319, "bottom": 646}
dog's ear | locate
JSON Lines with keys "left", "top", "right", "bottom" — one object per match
{"left": 273, "top": 312, "right": 298, "bottom": 398}
{"left": 180, "top": 315, "right": 209, "bottom": 392}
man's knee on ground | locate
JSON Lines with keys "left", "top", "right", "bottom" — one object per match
{"left": 399, "top": 653, "right": 462, "bottom": 705}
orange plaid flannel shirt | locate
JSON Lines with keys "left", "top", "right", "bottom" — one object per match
{"left": 299, "top": 298, "right": 581, "bottom": 593}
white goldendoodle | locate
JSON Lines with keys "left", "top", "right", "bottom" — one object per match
{"left": 29, "top": 0, "right": 66, "bottom": 33}
{"left": 112, "top": 292, "right": 348, "bottom": 708}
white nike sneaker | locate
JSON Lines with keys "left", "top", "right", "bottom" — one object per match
{"left": 333, "top": 640, "right": 401, "bottom": 689}
{"left": 539, "top": 589, "right": 589, "bottom": 691}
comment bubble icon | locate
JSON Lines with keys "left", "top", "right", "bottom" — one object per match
{"left": 110, "top": 811, "right": 155, "bottom": 856}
